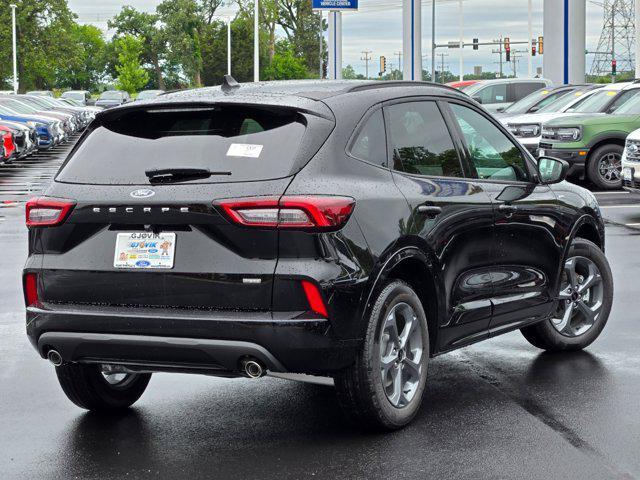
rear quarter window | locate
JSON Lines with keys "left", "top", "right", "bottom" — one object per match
{"left": 56, "top": 105, "right": 310, "bottom": 184}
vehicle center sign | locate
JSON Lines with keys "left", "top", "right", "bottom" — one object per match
{"left": 312, "top": 0, "right": 358, "bottom": 10}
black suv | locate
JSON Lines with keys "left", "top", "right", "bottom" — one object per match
{"left": 23, "top": 79, "right": 613, "bottom": 430}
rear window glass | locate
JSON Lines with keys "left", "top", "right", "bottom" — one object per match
{"left": 56, "top": 105, "right": 307, "bottom": 184}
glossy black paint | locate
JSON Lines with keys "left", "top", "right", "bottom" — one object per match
{"left": 24, "top": 80, "right": 605, "bottom": 377}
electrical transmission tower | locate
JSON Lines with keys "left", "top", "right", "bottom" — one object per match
{"left": 590, "top": 0, "right": 635, "bottom": 76}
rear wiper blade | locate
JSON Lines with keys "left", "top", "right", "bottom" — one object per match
{"left": 145, "top": 167, "right": 231, "bottom": 183}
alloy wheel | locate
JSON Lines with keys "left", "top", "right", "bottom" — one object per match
{"left": 379, "top": 302, "right": 424, "bottom": 408}
{"left": 552, "top": 256, "right": 604, "bottom": 337}
{"left": 597, "top": 152, "right": 622, "bottom": 184}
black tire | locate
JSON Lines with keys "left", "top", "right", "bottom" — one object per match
{"left": 334, "top": 279, "right": 430, "bottom": 431}
{"left": 55, "top": 363, "right": 151, "bottom": 411}
{"left": 586, "top": 144, "right": 623, "bottom": 190}
{"left": 521, "top": 238, "right": 613, "bottom": 352}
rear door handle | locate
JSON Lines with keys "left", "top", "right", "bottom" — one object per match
{"left": 417, "top": 205, "right": 442, "bottom": 217}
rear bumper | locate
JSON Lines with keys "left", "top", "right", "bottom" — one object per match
{"left": 27, "top": 303, "right": 359, "bottom": 375}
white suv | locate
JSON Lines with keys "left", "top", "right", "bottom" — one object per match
{"left": 622, "top": 127, "right": 640, "bottom": 192}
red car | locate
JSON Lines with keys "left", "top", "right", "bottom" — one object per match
{"left": 0, "top": 125, "right": 16, "bottom": 163}
{"left": 446, "top": 80, "right": 480, "bottom": 90}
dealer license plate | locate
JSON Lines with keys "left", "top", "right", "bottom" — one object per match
{"left": 538, "top": 149, "right": 546, "bottom": 157}
{"left": 114, "top": 232, "right": 176, "bottom": 269}
{"left": 623, "top": 167, "right": 633, "bottom": 182}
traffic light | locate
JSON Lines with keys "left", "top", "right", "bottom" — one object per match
{"left": 504, "top": 37, "right": 511, "bottom": 62}
{"left": 379, "top": 56, "right": 386, "bottom": 76}
{"left": 473, "top": 38, "right": 479, "bottom": 50}
{"left": 538, "top": 36, "right": 544, "bottom": 54}
{"left": 531, "top": 38, "right": 536, "bottom": 56}
{"left": 612, "top": 59, "right": 617, "bottom": 76}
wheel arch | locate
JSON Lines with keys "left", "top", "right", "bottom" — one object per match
{"left": 361, "top": 245, "right": 445, "bottom": 355}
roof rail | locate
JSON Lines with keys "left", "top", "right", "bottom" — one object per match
{"left": 347, "top": 80, "right": 460, "bottom": 94}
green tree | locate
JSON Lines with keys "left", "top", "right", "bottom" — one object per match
{"left": 157, "top": 0, "right": 204, "bottom": 87}
{"left": 264, "top": 41, "right": 308, "bottom": 80}
{"left": 0, "top": 0, "right": 78, "bottom": 91}
{"left": 114, "top": 35, "right": 149, "bottom": 94}
{"left": 108, "top": 6, "right": 166, "bottom": 90}
{"left": 277, "top": 0, "right": 323, "bottom": 76}
{"left": 57, "top": 24, "right": 107, "bottom": 90}
{"left": 342, "top": 65, "right": 364, "bottom": 80}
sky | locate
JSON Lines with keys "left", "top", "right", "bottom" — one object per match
{"left": 68, "top": 0, "right": 609, "bottom": 78}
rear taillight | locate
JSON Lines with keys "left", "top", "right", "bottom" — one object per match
{"left": 23, "top": 272, "right": 39, "bottom": 306}
{"left": 25, "top": 197, "right": 75, "bottom": 227}
{"left": 301, "top": 280, "right": 328, "bottom": 318}
{"left": 216, "top": 196, "right": 355, "bottom": 230}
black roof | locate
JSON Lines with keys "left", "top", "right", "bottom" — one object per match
{"left": 161, "top": 79, "right": 461, "bottom": 102}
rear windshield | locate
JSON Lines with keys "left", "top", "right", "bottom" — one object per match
{"left": 100, "top": 91, "right": 123, "bottom": 100}
{"left": 56, "top": 105, "right": 308, "bottom": 184}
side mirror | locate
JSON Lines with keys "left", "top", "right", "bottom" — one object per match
{"left": 496, "top": 106, "right": 505, "bottom": 113}
{"left": 538, "top": 157, "right": 569, "bottom": 184}
{"left": 529, "top": 106, "right": 540, "bottom": 113}
{"left": 472, "top": 96, "right": 483, "bottom": 104}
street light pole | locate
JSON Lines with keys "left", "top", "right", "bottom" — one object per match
{"left": 227, "top": 17, "right": 231, "bottom": 76}
{"left": 431, "top": 0, "right": 436, "bottom": 81}
{"left": 458, "top": 0, "right": 463, "bottom": 81}
{"left": 10, "top": 4, "right": 17, "bottom": 94}
{"left": 254, "top": 0, "right": 259, "bottom": 82}
{"left": 527, "top": 0, "right": 533, "bottom": 77}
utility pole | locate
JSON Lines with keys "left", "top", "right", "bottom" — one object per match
{"left": 510, "top": 49, "right": 528, "bottom": 76}
{"left": 10, "top": 4, "right": 17, "bottom": 94}
{"left": 361, "top": 50, "right": 372, "bottom": 79}
{"left": 492, "top": 36, "right": 504, "bottom": 78}
{"left": 395, "top": 51, "right": 402, "bottom": 76}
{"left": 436, "top": 52, "right": 449, "bottom": 83}
{"left": 611, "top": 0, "right": 616, "bottom": 83}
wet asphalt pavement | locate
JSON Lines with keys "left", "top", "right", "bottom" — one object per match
{"left": 1, "top": 145, "right": 640, "bottom": 479}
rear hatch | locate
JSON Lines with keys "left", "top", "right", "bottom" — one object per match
{"left": 32, "top": 100, "right": 334, "bottom": 311}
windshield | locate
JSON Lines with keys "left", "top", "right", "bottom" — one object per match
{"left": 0, "top": 99, "right": 39, "bottom": 114}
{"left": 61, "top": 98, "right": 82, "bottom": 107}
{"left": 21, "top": 96, "right": 52, "bottom": 109}
{"left": 503, "top": 88, "right": 562, "bottom": 114}
{"left": 612, "top": 91, "right": 640, "bottom": 114}
{"left": 57, "top": 105, "right": 310, "bottom": 185}
{"left": 568, "top": 90, "right": 620, "bottom": 113}
{"left": 537, "top": 89, "right": 591, "bottom": 113}
{"left": 100, "top": 91, "right": 123, "bottom": 100}
{"left": 63, "top": 92, "right": 85, "bottom": 100}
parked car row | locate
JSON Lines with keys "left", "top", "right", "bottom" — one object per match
{"left": 0, "top": 93, "right": 102, "bottom": 164}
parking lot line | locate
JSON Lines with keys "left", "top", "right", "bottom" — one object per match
{"left": 599, "top": 205, "right": 640, "bottom": 208}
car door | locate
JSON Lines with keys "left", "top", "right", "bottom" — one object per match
{"left": 384, "top": 99, "right": 496, "bottom": 351}
{"left": 447, "top": 101, "right": 565, "bottom": 335}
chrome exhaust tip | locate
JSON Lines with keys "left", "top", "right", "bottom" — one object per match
{"left": 242, "top": 359, "right": 265, "bottom": 378}
{"left": 47, "top": 350, "right": 63, "bottom": 367}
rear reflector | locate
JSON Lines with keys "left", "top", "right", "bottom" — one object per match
{"left": 26, "top": 197, "right": 76, "bottom": 227}
{"left": 23, "top": 272, "right": 38, "bottom": 306}
{"left": 301, "top": 280, "right": 328, "bottom": 318}
{"left": 216, "top": 195, "right": 355, "bottom": 230}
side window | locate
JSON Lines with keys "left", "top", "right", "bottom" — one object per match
{"left": 477, "top": 84, "right": 507, "bottom": 104}
{"left": 607, "top": 89, "right": 637, "bottom": 112}
{"left": 385, "top": 101, "right": 463, "bottom": 177}
{"left": 350, "top": 109, "right": 387, "bottom": 166}
{"left": 449, "top": 103, "right": 530, "bottom": 182}
{"left": 514, "top": 83, "right": 543, "bottom": 100}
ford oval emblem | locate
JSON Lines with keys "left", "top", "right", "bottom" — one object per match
{"left": 130, "top": 188, "right": 155, "bottom": 199}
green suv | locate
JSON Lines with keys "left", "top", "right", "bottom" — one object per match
{"left": 539, "top": 91, "right": 640, "bottom": 189}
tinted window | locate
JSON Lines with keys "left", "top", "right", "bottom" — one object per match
{"left": 385, "top": 101, "right": 462, "bottom": 177}
{"left": 350, "top": 109, "right": 387, "bottom": 166}
{"left": 475, "top": 84, "right": 508, "bottom": 104}
{"left": 606, "top": 88, "right": 640, "bottom": 112}
{"left": 56, "top": 105, "right": 309, "bottom": 185}
{"left": 513, "top": 82, "right": 545, "bottom": 100}
{"left": 611, "top": 90, "right": 640, "bottom": 114}
{"left": 450, "top": 103, "right": 530, "bottom": 182}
